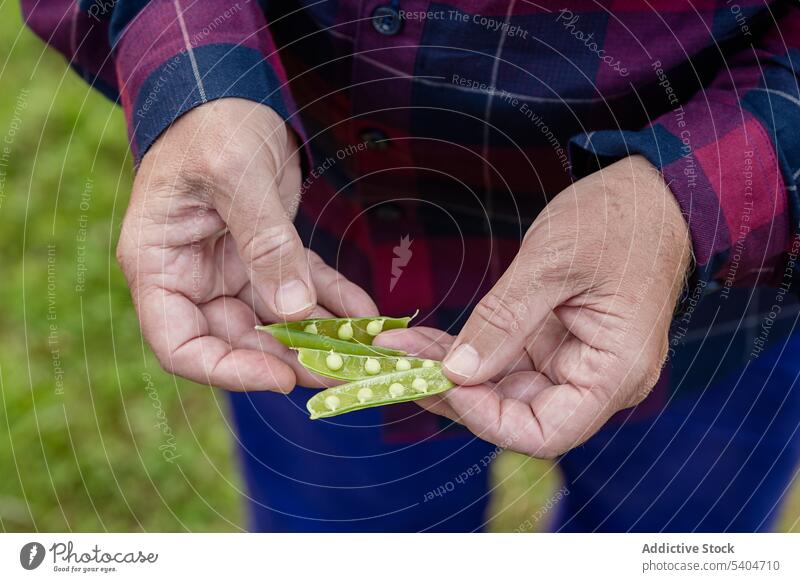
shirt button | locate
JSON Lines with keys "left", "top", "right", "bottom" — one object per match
{"left": 359, "top": 128, "right": 389, "bottom": 150}
{"left": 373, "top": 203, "right": 403, "bottom": 220}
{"left": 371, "top": 5, "right": 403, "bottom": 35}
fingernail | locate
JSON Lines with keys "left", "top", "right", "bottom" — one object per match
{"left": 444, "top": 344, "right": 481, "bottom": 377}
{"left": 274, "top": 279, "right": 313, "bottom": 316}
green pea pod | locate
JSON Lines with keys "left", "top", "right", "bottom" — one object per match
{"left": 256, "top": 311, "right": 417, "bottom": 356}
{"left": 259, "top": 326, "right": 406, "bottom": 357}
{"left": 297, "top": 348, "right": 439, "bottom": 381}
{"left": 307, "top": 366, "right": 454, "bottom": 419}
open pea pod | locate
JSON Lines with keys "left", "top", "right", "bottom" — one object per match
{"left": 297, "top": 348, "right": 439, "bottom": 381}
{"left": 307, "top": 366, "right": 454, "bottom": 419}
{"left": 259, "top": 326, "right": 405, "bottom": 356}
{"left": 256, "top": 311, "right": 417, "bottom": 357}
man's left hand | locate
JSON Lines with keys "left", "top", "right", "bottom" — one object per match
{"left": 378, "top": 156, "right": 691, "bottom": 458}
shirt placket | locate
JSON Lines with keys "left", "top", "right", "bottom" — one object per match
{"left": 350, "top": 1, "right": 435, "bottom": 313}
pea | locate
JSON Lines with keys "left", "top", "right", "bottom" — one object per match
{"left": 257, "top": 311, "right": 418, "bottom": 352}
{"left": 411, "top": 377, "right": 428, "bottom": 393}
{"left": 366, "top": 319, "right": 385, "bottom": 336}
{"left": 296, "top": 348, "right": 441, "bottom": 381}
{"left": 307, "top": 367, "right": 454, "bottom": 419}
{"left": 422, "top": 359, "right": 435, "bottom": 368}
{"left": 325, "top": 352, "right": 344, "bottom": 371}
{"left": 337, "top": 321, "right": 354, "bottom": 340}
{"left": 324, "top": 395, "right": 341, "bottom": 411}
{"left": 364, "top": 358, "right": 381, "bottom": 375}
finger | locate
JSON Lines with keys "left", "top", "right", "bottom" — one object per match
{"left": 442, "top": 247, "right": 568, "bottom": 385}
{"left": 525, "top": 310, "right": 572, "bottom": 368}
{"left": 373, "top": 327, "right": 454, "bottom": 358}
{"left": 205, "top": 231, "right": 322, "bottom": 324}
{"left": 493, "top": 371, "right": 552, "bottom": 401}
{"left": 308, "top": 305, "right": 336, "bottom": 319}
{"left": 236, "top": 281, "right": 272, "bottom": 322}
{"left": 438, "top": 372, "right": 549, "bottom": 435}
{"left": 216, "top": 147, "right": 316, "bottom": 321}
{"left": 202, "top": 295, "right": 334, "bottom": 388}
{"left": 308, "top": 251, "right": 379, "bottom": 317}
{"left": 376, "top": 327, "right": 536, "bottom": 379}
{"left": 443, "top": 373, "right": 615, "bottom": 458}
{"left": 414, "top": 393, "right": 460, "bottom": 422}
{"left": 201, "top": 294, "right": 260, "bottom": 340}
{"left": 237, "top": 281, "right": 334, "bottom": 323}
{"left": 137, "top": 286, "right": 296, "bottom": 392}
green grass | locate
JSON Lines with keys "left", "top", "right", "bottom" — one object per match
{"left": 0, "top": 1, "right": 241, "bottom": 531}
{"left": 0, "top": 1, "right": 796, "bottom": 533}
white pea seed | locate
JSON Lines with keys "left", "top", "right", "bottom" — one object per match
{"left": 366, "top": 319, "right": 385, "bottom": 336}
{"left": 303, "top": 322, "right": 318, "bottom": 335}
{"left": 395, "top": 358, "right": 411, "bottom": 371}
{"left": 388, "top": 383, "right": 406, "bottom": 398}
{"left": 324, "top": 395, "right": 341, "bottom": 411}
{"left": 337, "top": 321, "right": 354, "bottom": 340}
{"left": 325, "top": 352, "right": 344, "bottom": 371}
{"left": 422, "top": 359, "right": 435, "bottom": 368}
{"left": 364, "top": 358, "right": 381, "bottom": 375}
{"left": 357, "top": 387, "right": 374, "bottom": 403}
{"left": 411, "top": 377, "right": 428, "bottom": 393}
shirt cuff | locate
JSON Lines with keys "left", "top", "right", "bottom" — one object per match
{"left": 568, "top": 101, "right": 791, "bottom": 293}
{"left": 113, "top": 1, "right": 304, "bottom": 163}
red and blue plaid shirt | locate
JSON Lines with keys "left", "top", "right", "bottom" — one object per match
{"left": 22, "top": 0, "right": 800, "bottom": 421}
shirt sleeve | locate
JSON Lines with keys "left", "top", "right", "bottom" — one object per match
{"left": 569, "top": 3, "right": 800, "bottom": 292}
{"left": 21, "top": 0, "right": 304, "bottom": 163}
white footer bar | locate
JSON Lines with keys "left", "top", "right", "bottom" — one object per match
{"left": 1, "top": 533, "right": 797, "bottom": 581}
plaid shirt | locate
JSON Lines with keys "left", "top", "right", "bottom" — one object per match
{"left": 23, "top": 1, "right": 800, "bottom": 429}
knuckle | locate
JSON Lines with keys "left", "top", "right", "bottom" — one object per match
{"left": 140, "top": 141, "right": 216, "bottom": 200}
{"left": 182, "top": 147, "right": 238, "bottom": 198}
{"left": 321, "top": 274, "right": 346, "bottom": 298}
{"left": 240, "top": 224, "right": 301, "bottom": 269}
{"left": 158, "top": 341, "right": 196, "bottom": 379}
{"left": 306, "top": 249, "right": 324, "bottom": 266}
{"left": 185, "top": 126, "right": 285, "bottom": 198}
{"left": 473, "top": 293, "right": 526, "bottom": 336}
{"left": 628, "top": 351, "right": 666, "bottom": 407}
{"left": 150, "top": 346, "right": 177, "bottom": 376}
{"left": 176, "top": 140, "right": 252, "bottom": 199}
{"left": 645, "top": 357, "right": 668, "bottom": 397}
{"left": 158, "top": 356, "right": 176, "bottom": 376}
{"left": 630, "top": 370, "right": 661, "bottom": 406}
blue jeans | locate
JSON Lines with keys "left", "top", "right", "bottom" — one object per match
{"left": 229, "top": 306, "right": 800, "bottom": 532}
{"left": 556, "top": 331, "right": 800, "bottom": 531}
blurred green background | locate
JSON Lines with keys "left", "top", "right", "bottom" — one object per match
{"left": 0, "top": 1, "right": 796, "bottom": 532}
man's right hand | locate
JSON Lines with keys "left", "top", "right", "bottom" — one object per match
{"left": 117, "top": 98, "right": 378, "bottom": 392}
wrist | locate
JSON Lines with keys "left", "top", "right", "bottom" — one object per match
{"left": 139, "top": 99, "right": 288, "bottom": 198}
{"left": 619, "top": 155, "right": 689, "bottom": 245}
{"left": 604, "top": 155, "right": 693, "bottom": 301}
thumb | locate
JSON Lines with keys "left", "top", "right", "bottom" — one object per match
{"left": 218, "top": 160, "right": 316, "bottom": 320}
{"left": 443, "top": 248, "right": 563, "bottom": 385}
